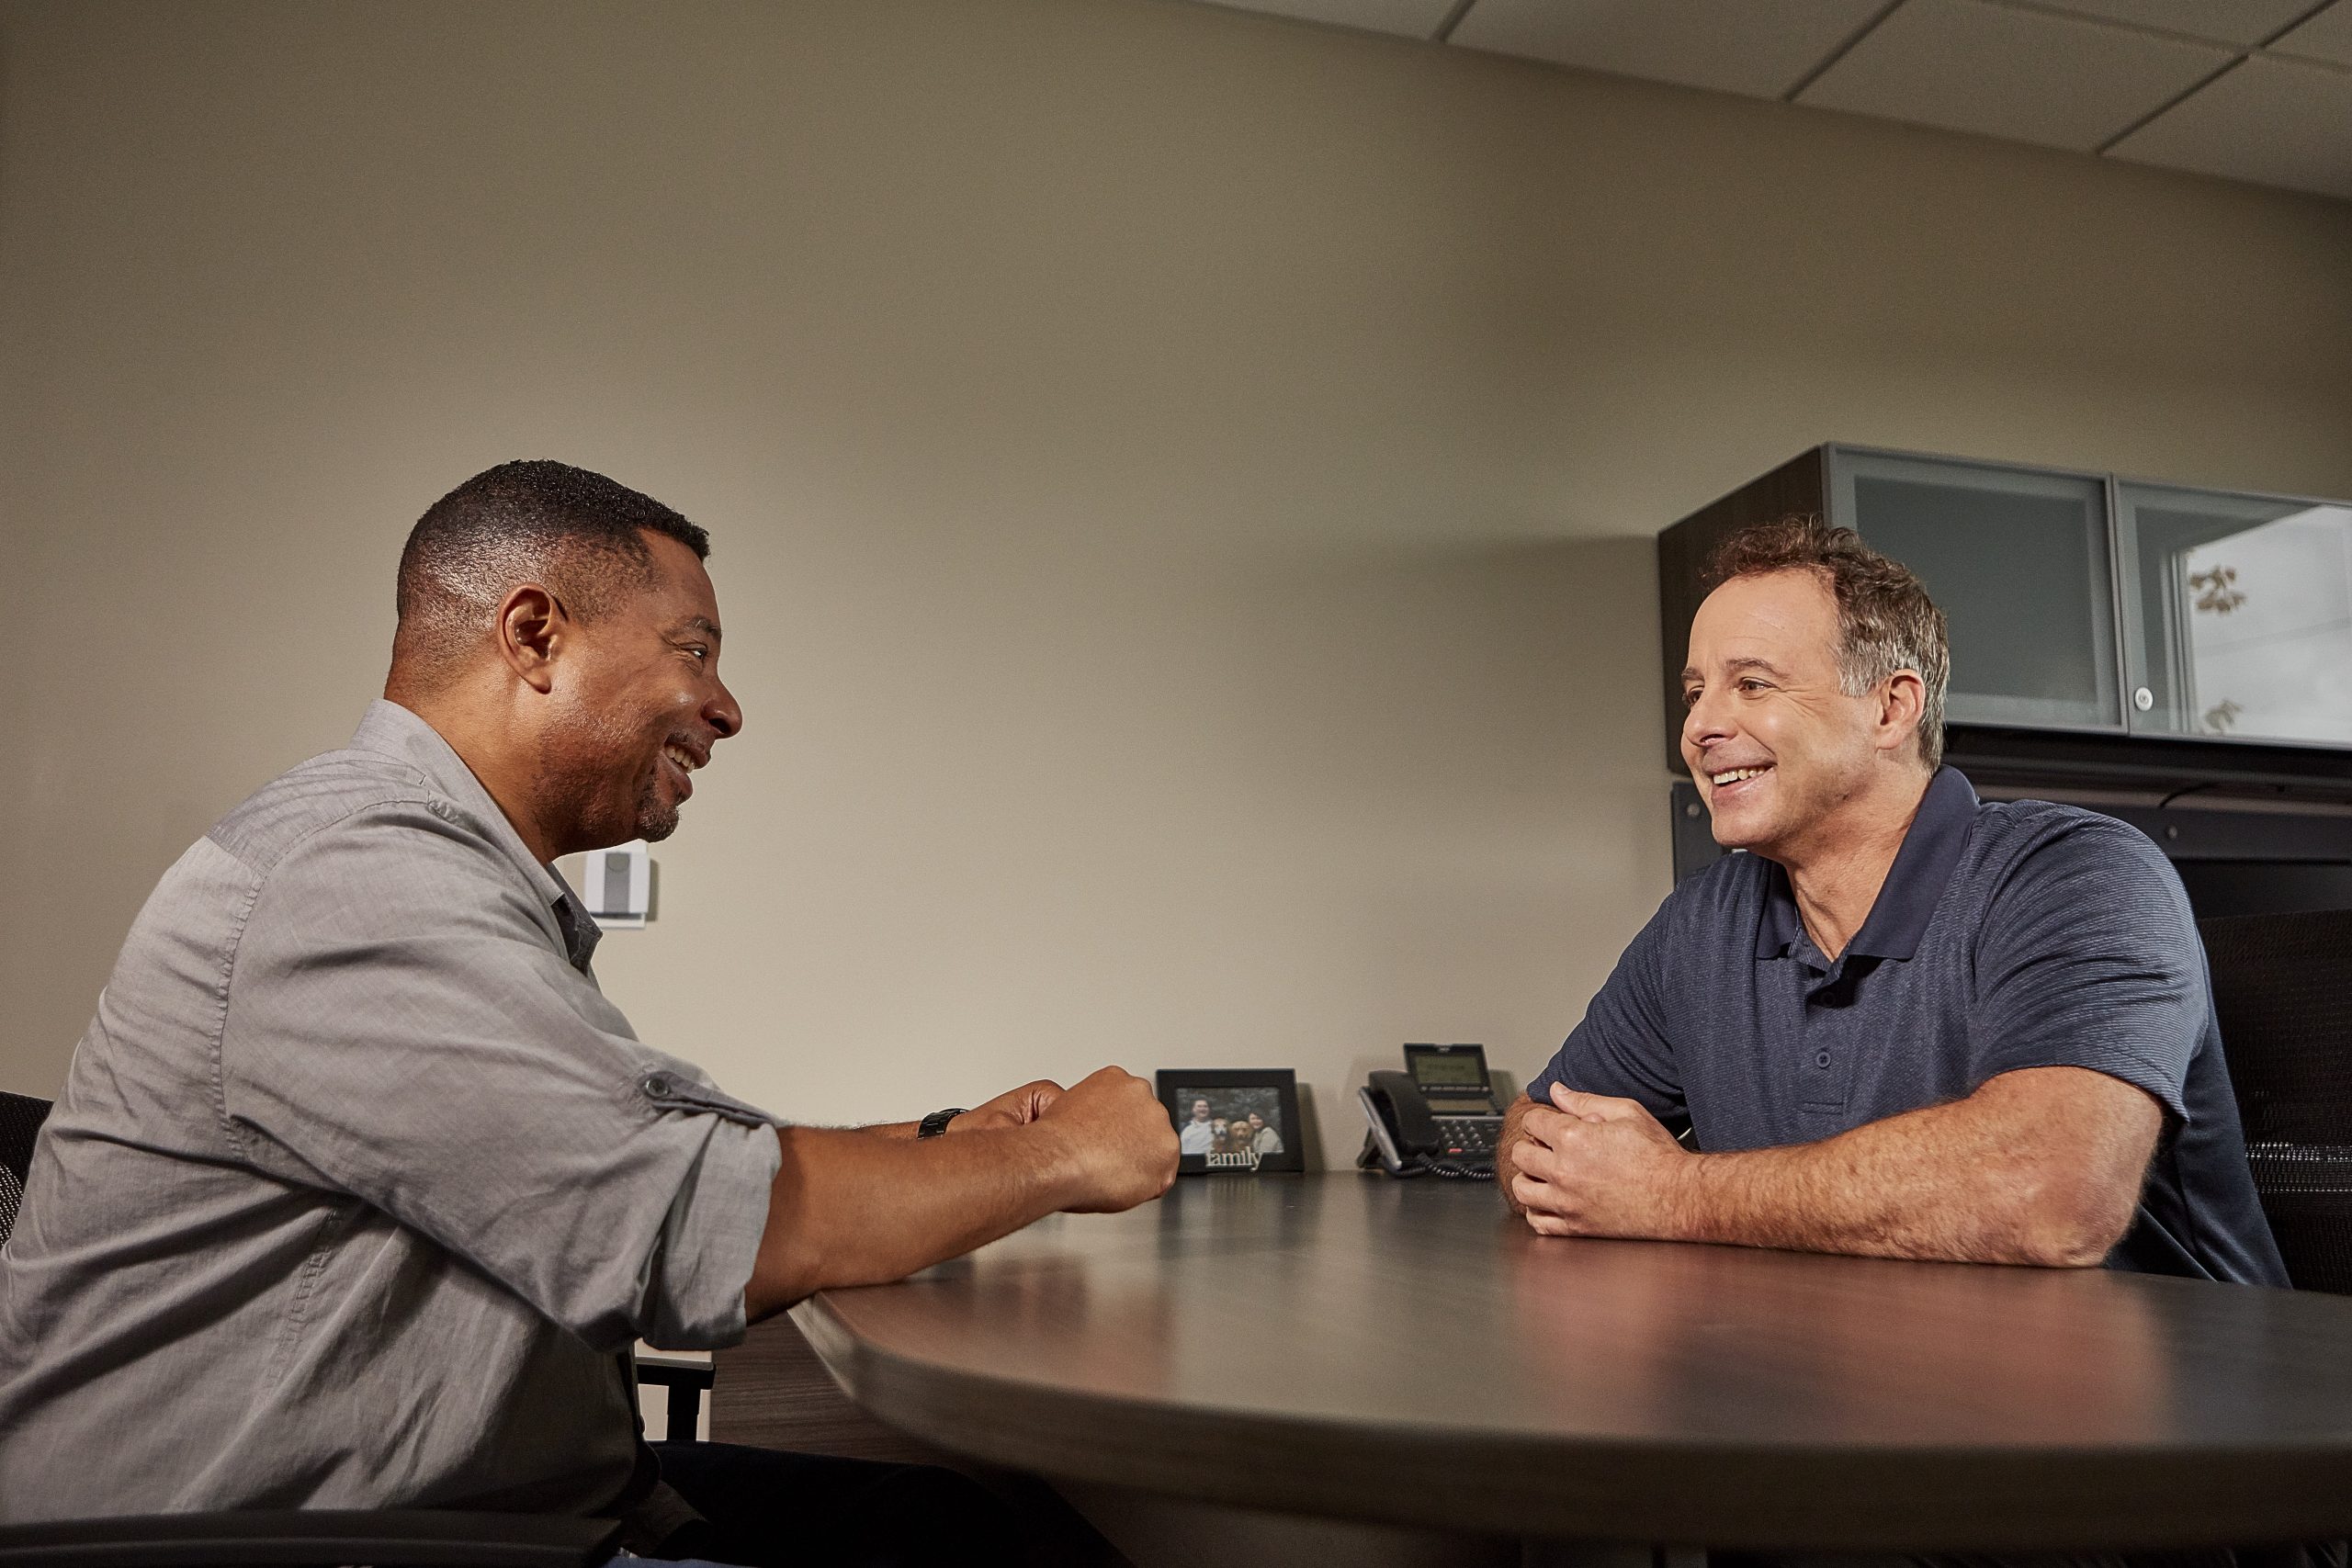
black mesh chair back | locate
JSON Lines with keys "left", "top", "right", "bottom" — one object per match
{"left": 2199, "top": 908, "right": 2352, "bottom": 1295}
{"left": 0, "top": 1090, "right": 55, "bottom": 1247}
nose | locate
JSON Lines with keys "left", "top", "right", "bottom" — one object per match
{"left": 705, "top": 677, "right": 742, "bottom": 741}
{"left": 1682, "top": 683, "right": 1735, "bottom": 762}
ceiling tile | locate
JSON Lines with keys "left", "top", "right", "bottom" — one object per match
{"left": 2109, "top": 54, "right": 2352, "bottom": 198}
{"left": 1448, "top": 0, "right": 1892, "bottom": 100}
{"left": 1187, "top": 0, "right": 1462, "bottom": 39}
{"left": 2268, "top": 0, "right": 2352, "bottom": 64}
{"left": 2030, "top": 0, "right": 2321, "bottom": 47}
{"left": 1798, "top": 0, "right": 2233, "bottom": 152}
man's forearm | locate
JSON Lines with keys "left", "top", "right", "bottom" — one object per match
{"left": 1660, "top": 1075, "right": 2152, "bottom": 1267}
{"left": 744, "top": 1067, "right": 1174, "bottom": 1317}
{"left": 744, "top": 1122, "right": 1077, "bottom": 1315}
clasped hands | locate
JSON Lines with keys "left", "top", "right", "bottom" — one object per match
{"left": 1510, "top": 1083, "right": 1692, "bottom": 1239}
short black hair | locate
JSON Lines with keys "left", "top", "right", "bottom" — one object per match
{"left": 391, "top": 460, "right": 709, "bottom": 689}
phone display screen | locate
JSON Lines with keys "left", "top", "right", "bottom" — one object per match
{"left": 1411, "top": 1055, "right": 1485, "bottom": 1088}
{"left": 1407, "top": 1044, "right": 1492, "bottom": 1099}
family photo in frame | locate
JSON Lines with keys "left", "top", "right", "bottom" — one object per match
{"left": 1155, "top": 1068, "right": 1305, "bottom": 1175}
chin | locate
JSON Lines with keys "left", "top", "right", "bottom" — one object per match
{"left": 632, "top": 788, "right": 682, "bottom": 843}
{"left": 1706, "top": 809, "right": 1774, "bottom": 853}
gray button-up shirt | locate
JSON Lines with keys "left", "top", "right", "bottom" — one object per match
{"left": 0, "top": 701, "right": 780, "bottom": 1523}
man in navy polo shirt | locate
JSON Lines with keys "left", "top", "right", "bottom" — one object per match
{"left": 1504, "top": 516, "right": 2283, "bottom": 1282}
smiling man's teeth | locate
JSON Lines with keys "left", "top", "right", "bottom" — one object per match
{"left": 1712, "top": 766, "right": 1770, "bottom": 786}
{"left": 662, "top": 744, "right": 700, "bottom": 773}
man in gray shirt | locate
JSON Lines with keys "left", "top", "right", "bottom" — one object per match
{"left": 0, "top": 461, "right": 1179, "bottom": 1562}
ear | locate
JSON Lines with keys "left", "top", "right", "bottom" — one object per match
{"left": 494, "top": 584, "right": 568, "bottom": 694}
{"left": 1874, "top": 669, "right": 1927, "bottom": 760}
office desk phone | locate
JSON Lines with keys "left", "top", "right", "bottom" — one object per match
{"left": 1358, "top": 1043, "right": 1502, "bottom": 1179}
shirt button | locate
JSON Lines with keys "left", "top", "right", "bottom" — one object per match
{"left": 1815, "top": 1052, "right": 1831, "bottom": 1068}
{"left": 644, "top": 1074, "right": 673, "bottom": 1096}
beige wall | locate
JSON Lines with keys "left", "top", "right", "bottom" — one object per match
{"left": 4, "top": 0, "right": 2349, "bottom": 1161}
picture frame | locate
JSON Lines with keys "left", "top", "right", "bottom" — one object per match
{"left": 1156, "top": 1068, "right": 1305, "bottom": 1175}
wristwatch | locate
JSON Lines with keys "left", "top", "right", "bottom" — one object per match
{"left": 917, "top": 1107, "right": 967, "bottom": 1139}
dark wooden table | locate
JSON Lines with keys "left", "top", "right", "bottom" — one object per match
{"left": 785, "top": 1173, "right": 2352, "bottom": 1552}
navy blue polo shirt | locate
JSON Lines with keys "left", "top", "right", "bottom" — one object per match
{"left": 1529, "top": 767, "right": 2286, "bottom": 1284}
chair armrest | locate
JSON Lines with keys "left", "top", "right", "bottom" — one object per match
{"left": 0, "top": 1509, "right": 622, "bottom": 1568}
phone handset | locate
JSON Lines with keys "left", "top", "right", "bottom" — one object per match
{"left": 1358, "top": 1069, "right": 1496, "bottom": 1180}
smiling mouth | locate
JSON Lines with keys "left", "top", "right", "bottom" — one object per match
{"left": 661, "top": 742, "right": 704, "bottom": 796}
{"left": 1709, "top": 764, "right": 1772, "bottom": 791}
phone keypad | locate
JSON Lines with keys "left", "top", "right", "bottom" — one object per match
{"left": 1435, "top": 1116, "right": 1500, "bottom": 1157}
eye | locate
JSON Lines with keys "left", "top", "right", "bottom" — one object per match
{"left": 1737, "top": 677, "right": 1770, "bottom": 694}
{"left": 680, "top": 644, "right": 709, "bottom": 663}
{"left": 1680, "top": 687, "right": 1702, "bottom": 709}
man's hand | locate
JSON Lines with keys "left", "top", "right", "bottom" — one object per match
{"left": 1508, "top": 1084, "right": 1692, "bottom": 1239}
{"left": 951, "top": 1078, "right": 1064, "bottom": 1133}
{"left": 1034, "top": 1066, "right": 1181, "bottom": 1213}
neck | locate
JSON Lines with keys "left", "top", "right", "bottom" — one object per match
{"left": 384, "top": 686, "right": 562, "bottom": 865}
{"left": 1774, "top": 768, "right": 1934, "bottom": 962}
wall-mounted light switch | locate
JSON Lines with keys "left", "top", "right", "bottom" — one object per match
{"left": 585, "top": 840, "right": 651, "bottom": 929}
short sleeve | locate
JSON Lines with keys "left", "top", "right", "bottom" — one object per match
{"left": 1967, "top": 817, "right": 2201, "bottom": 1122}
{"left": 1525, "top": 894, "right": 1688, "bottom": 1120}
{"left": 219, "top": 799, "right": 780, "bottom": 1353}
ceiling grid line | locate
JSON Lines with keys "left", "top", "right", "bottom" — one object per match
{"left": 2087, "top": 0, "right": 2346, "bottom": 150}
{"left": 1783, "top": 0, "right": 1915, "bottom": 101}
{"left": 1980, "top": 0, "right": 2327, "bottom": 51}
{"left": 1187, "top": 0, "right": 2352, "bottom": 203}
{"left": 2095, "top": 57, "right": 2253, "bottom": 152}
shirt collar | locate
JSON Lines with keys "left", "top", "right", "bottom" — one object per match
{"left": 1754, "top": 765, "right": 1979, "bottom": 963}
{"left": 347, "top": 699, "right": 601, "bottom": 971}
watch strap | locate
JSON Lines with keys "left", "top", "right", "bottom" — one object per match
{"left": 917, "top": 1107, "right": 967, "bottom": 1139}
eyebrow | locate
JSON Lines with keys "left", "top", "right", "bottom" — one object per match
{"left": 1681, "top": 656, "right": 1791, "bottom": 683}
{"left": 670, "top": 615, "right": 722, "bottom": 643}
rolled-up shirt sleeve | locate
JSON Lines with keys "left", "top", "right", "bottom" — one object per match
{"left": 218, "top": 797, "right": 779, "bottom": 1353}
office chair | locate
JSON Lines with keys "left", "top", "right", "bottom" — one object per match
{"left": 2199, "top": 908, "right": 2352, "bottom": 1296}
{"left": 0, "top": 1089, "right": 689, "bottom": 1566}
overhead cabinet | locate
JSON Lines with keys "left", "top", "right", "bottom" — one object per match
{"left": 1657, "top": 446, "right": 2352, "bottom": 788}
{"left": 2116, "top": 482, "right": 2352, "bottom": 750}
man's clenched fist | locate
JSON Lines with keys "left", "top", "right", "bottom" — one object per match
{"left": 1036, "top": 1066, "right": 1180, "bottom": 1213}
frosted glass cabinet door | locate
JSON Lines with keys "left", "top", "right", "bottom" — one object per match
{"left": 1832, "top": 451, "right": 2121, "bottom": 730}
{"left": 2118, "top": 484, "right": 2352, "bottom": 749}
